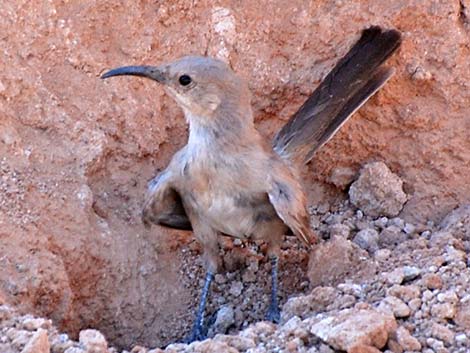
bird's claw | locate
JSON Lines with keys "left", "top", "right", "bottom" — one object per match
{"left": 183, "top": 327, "right": 207, "bottom": 343}
{"left": 265, "top": 305, "right": 281, "bottom": 323}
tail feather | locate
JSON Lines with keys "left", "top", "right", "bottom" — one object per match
{"left": 273, "top": 26, "right": 402, "bottom": 164}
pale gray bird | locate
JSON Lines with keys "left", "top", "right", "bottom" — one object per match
{"left": 102, "top": 26, "right": 401, "bottom": 342}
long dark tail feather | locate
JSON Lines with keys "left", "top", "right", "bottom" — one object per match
{"left": 272, "top": 26, "right": 402, "bottom": 164}
{"left": 302, "top": 66, "right": 395, "bottom": 163}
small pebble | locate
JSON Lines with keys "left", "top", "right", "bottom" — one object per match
{"left": 228, "top": 281, "right": 244, "bottom": 297}
{"left": 396, "top": 326, "right": 422, "bottom": 351}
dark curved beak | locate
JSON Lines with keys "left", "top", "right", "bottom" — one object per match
{"left": 101, "top": 65, "right": 166, "bottom": 83}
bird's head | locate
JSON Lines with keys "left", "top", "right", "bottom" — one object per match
{"left": 102, "top": 56, "right": 252, "bottom": 124}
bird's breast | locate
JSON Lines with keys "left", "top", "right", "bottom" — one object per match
{"left": 179, "top": 143, "right": 280, "bottom": 238}
{"left": 182, "top": 173, "right": 276, "bottom": 238}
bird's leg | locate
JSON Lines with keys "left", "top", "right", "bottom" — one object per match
{"left": 263, "top": 226, "right": 284, "bottom": 323}
{"left": 184, "top": 223, "right": 221, "bottom": 343}
{"left": 185, "top": 270, "right": 214, "bottom": 342}
{"left": 266, "top": 255, "right": 281, "bottom": 323}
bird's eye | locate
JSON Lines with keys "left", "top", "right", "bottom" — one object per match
{"left": 178, "top": 75, "right": 192, "bottom": 86}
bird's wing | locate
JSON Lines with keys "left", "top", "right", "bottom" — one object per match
{"left": 267, "top": 178, "right": 316, "bottom": 247}
{"left": 142, "top": 170, "right": 192, "bottom": 230}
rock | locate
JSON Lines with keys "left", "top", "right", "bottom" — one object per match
{"left": 210, "top": 305, "right": 235, "bottom": 336}
{"left": 455, "top": 303, "right": 470, "bottom": 329}
{"left": 147, "top": 349, "right": 164, "bottom": 353}
{"left": 353, "top": 229, "right": 379, "bottom": 252}
{"left": 348, "top": 162, "right": 408, "bottom": 218}
{"left": 240, "top": 321, "right": 276, "bottom": 338}
{"left": 374, "top": 249, "right": 391, "bottom": 262}
{"left": 51, "top": 334, "right": 74, "bottom": 353}
{"left": 386, "top": 338, "right": 404, "bottom": 353}
{"left": 308, "top": 236, "right": 372, "bottom": 287}
{"left": 426, "top": 338, "right": 447, "bottom": 353}
{"left": 436, "top": 290, "right": 458, "bottom": 304}
{"left": 395, "top": 326, "right": 421, "bottom": 351}
{"left": 213, "top": 334, "right": 256, "bottom": 351}
{"left": 330, "top": 223, "right": 351, "bottom": 238}
{"left": 422, "top": 289, "right": 434, "bottom": 303}
{"left": 455, "top": 333, "right": 467, "bottom": 345}
{"left": 325, "top": 213, "right": 344, "bottom": 225}
{"left": 429, "top": 231, "right": 462, "bottom": 248}
{"left": 21, "top": 329, "right": 50, "bottom": 353}
{"left": 22, "top": 318, "right": 51, "bottom": 331}
{"left": 385, "top": 268, "right": 405, "bottom": 285}
{"left": 310, "top": 308, "right": 397, "bottom": 351}
{"left": 10, "top": 329, "right": 33, "bottom": 349}
{"left": 228, "top": 281, "right": 243, "bottom": 297}
{"left": 373, "top": 217, "right": 389, "bottom": 229}
{"left": 338, "top": 283, "right": 363, "bottom": 297}
{"left": 130, "top": 346, "right": 147, "bottom": 353}
{"left": 0, "top": 305, "right": 13, "bottom": 322}
{"left": 402, "top": 266, "right": 421, "bottom": 282}
{"left": 431, "top": 303, "right": 456, "bottom": 320}
{"left": 214, "top": 274, "right": 226, "bottom": 284}
{"left": 403, "top": 223, "right": 416, "bottom": 235}
{"left": 280, "top": 316, "right": 302, "bottom": 336}
{"left": 439, "top": 204, "right": 470, "bottom": 241}
{"left": 387, "top": 285, "right": 420, "bottom": 303}
{"left": 190, "top": 340, "right": 240, "bottom": 353}
{"left": 329, "top": 167, "right": 357, "bottom": 190}
{"left": 241, "top": 268, "right": 256, "bottom": 283}
{"left": 147, "top": 348, "right": 165, "bottom": 353}
{"left": 408, "top": 298, "right": 422, "bottom": 312}
{"left": 421, "top": 230, "right": 432, "bottom": 239}
{"left": 64, "top": 348, "right": 86, "bottom": 353}
{"left": 282, "top": 287, "right": 338, "bottom": 321}
{"left": 348, "top": 344, "right": 382, "bottom": 353}
{"left": 79, "top": 330, "right": 108, "bottom": 353}
{"left": 389, "top": 217, "right": 405, "bottom": 229}
{"left": 422, "top": 273, "right": 443, "bottom": 290}
{"left": 285, "top": 337, "right": 304, "bottom": 352}
{"left": 379, "top": 226, "right": 407, "bottom": 248}
{"left": 378, "top": 296, "right": 411, "bottom": 318}
{"left": 431, "top": 323, "right": 455, "bottom": 344}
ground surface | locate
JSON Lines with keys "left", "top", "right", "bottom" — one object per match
{"left": 1, "top": 0, "right": 470, "bottom": 352}
{"left": 2, "top": 201, "right": 470, "bottom": 352}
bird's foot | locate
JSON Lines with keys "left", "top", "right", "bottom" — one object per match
{"left": 265, "top": 303, "right": 281, "bottom": 323}
{"left": 182, "top": 325, "right": 207, "bottom": 343}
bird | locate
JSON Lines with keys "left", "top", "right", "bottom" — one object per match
{"left": 102, "top": 26, "right": 401, "bottom": 342}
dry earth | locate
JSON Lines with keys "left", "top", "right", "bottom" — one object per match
{"left": 1, "top": 0, "right": 470, "bottom": 352}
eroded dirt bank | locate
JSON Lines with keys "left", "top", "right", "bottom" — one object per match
{"left": 0, "top": 0, "right": 469, "bottom": 351}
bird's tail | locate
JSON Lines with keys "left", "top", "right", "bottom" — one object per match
{"left": 272, "top": 26, "right": 402, "bottom": 165}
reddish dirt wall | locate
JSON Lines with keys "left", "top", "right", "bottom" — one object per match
{"left": 0, "top": 0, "right": 469, "bottom": 348}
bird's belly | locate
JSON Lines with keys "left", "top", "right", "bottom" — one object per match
{"left": 205, "top": 196, "right": 256, "bottom": 238}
